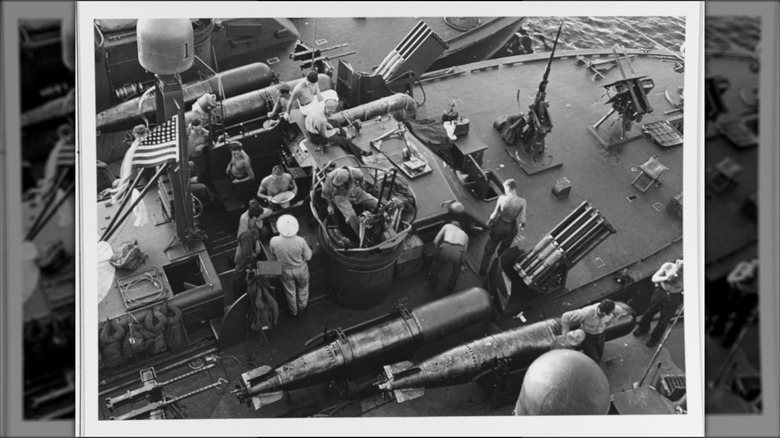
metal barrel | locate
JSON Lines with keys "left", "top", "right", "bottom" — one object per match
{"left": 380, "top": 306, "right": 635, "bottom": 393}
{"left": 238, "top": 287, "right": 493, "bottom": 400}
{"left": 554, "top": 204, "right": 596, "bottom": 246}
{"left": 548, "top": 201, "right": 590, "bottom": 238}
{"left": 96, "top": 62, "right": 275, "bottom": 132}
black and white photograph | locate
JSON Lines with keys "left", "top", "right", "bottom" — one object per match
{"left": 75, "top": 2, "right": 706, "bottom": 436}
{"left": 2, "top": 1, "right": 77, "bottom": 436}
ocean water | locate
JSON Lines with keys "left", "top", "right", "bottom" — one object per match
{"left": 511, "top": 16, "right": 760, "bottom": 56}
{"left": 518, "top": 16, "right": 688, "bottom": 54}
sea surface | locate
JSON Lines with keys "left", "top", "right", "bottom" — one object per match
{"left": 514, "top": 16, "right": 760, "bottom": 56}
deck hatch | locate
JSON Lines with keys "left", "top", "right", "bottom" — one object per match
{"left": 163, "top": 255, "right": 210, "bottom": 295}
{"left": 642, "top": 120, "right": 683, "bottom": 147}
{"left": 717, "top": 119, "right": 758, "bottom": 149}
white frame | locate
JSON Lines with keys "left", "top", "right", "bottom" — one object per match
{"left": 76, "top": 2, "right": 706, "bottom": 436}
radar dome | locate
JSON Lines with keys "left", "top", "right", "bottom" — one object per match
{"left": 136, "top": 18, "right": 194, "bottom": 75}
{"left": 514, "top": 349, "right": 610, "bottom": 415}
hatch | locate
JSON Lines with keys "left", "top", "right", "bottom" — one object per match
{"left": 163, "top": 255, "right": 209, "bottom": 295}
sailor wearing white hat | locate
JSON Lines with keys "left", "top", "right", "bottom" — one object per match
{"left": 269, "top": 215, "right": 313, "bottom": 316}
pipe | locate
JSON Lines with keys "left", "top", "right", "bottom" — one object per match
{"left": 329, "top": 93, "right": 417, "bottom": 127}
{"left": 233, "top": 287, "right": 493, "bottom": 405}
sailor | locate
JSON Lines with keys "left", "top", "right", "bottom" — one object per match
{"left": 267, "top": 83, "right": 292, "bottom": 121}
{"left": 709, "top": 259, "right": 758, "bottom": 348}
{"left": 428, "top": 221, "right": 469, "bottom": 293}
{"left": 305, "top": 99, "right": 371, "bottom": 158}
{"left": 188, "top": 161, "right": 217, "bottom": 206}
{"left": 633, "top": 259, "right": 684, "bottom": 348}
{"left": 321, "top": 166, "right": 378, "bottom": 236}
{"left": 234, "top": 210, "right": 261, "bottom": 274}
{"left": 187, "top": 117, "right": 210, "bottom": 175}
{"left": 561, "top": 299, "right": 628, "bottom": 363}
{"left": 225, "top": 141, "right": 255, "bottom": 203}
{"left": 237, "top": 199, "right": 272, "bottom": 246}
{"left": 192, "top": 93, "right": 217, "bottom": 120}
{"left": 256, "top": 165, "right": 298, "bottom": 209}
{"left": 270, "top": 215, "right": 313, "bottom": 316}
{"left": 479, "top": 178, "right": 527, "bottom": 276}
{"left": 286, "top": 71, "right": 324, "bottom": 115}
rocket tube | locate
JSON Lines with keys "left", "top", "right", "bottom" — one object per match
{"left": 235, "top": 287, "right": 492, "bottom": 401}
{"left": 378, "top": 306, "right": 635, "bottom": 394}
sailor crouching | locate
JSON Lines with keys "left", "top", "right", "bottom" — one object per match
{"left": 560, "top": 299, "right": 629, "bottom": 363}
{"left": 321, "top": 166, "right": 378, "bottom": 237}
{"left": 428, "top": 221, "right": 469, "bottom": 293}
{"left": 305, "top": 99, "right": 371, "bottom": 158}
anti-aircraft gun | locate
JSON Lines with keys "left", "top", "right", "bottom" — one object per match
{"left": 495, "top": 24, "right": 563, "bottom": 168}
{"left": 589, "top": 47, "right": 655, "bottom": 148}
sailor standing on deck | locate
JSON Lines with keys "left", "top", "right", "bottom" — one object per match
{"left": 428, "top": 221, "right": 469, "bottom": 293}
{"left": 634, "top": 259, "right": 684, "bottom": 348}
{"left": 306, "top": 99, "right": 371, "bottom": 158}
{"left": 561, "top": 299, "right": 628, "bottom": 363}
{"left": 479, "top": 179, "right": 527, "bottom": 276}
{"left": 321, "top": 166, "right": 378, "bottom": 236}
{"left": 270, "top": 215, "right": 313, "bottom": 316}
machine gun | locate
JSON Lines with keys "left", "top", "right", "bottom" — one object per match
{"left": 589, "top": 47, "right": 655, "bottom": 148}
{"left": 497, "top": 24, "right": 563, "bottom": 164}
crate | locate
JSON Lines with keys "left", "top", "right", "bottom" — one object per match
{"left": 395, "top": 258, "right": 423, "bottom": 280}
{"left": 397, "top": 234, "right": 424, "bottom": 264}
{"left": 655, "top": 374, "right": 686, "bottom": 401}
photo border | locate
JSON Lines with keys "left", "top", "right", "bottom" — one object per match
{"left": 76, "top": 2, "right": 705, "bottom": 436}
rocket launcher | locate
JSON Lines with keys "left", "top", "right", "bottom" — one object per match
{"left": 232, "top": 287, "right": 493, "bottom": 409}
{"left": 514, "top": 201, "right": 616, "bottom": 294}
{"left": 377, "top": 303, "right": 635, "bottom": 403}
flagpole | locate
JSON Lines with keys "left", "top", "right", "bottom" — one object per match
{"left": 102, "top": 162, "right": 170, "bottom": 242}
{"left": 26, "top": 180, "right": 76, "bottom": 242}
{"left": 26, "top": 169, "right": 69, "bottom": 242}
{"left": 99, "top": 169, "right": 145, "bottom": 242}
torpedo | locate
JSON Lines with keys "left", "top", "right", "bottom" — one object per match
{"left": 376, "top": 304, "right": 635, "bottom": 402}
{"left": 232, "top": 287, "right": 493, "bottom": 409}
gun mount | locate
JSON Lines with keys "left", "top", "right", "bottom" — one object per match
{"left": 589, "top": 47, "right": 655, "bottom": 148}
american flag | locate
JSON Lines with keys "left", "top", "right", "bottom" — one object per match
{"left": 110, "top": 115, "right": 180, "bottom": 204}
{"left": 55, "top": 142, "right": 76, "bottom": 168}
{"left": 132, "top": 115, "right": 180, "bottom": 168}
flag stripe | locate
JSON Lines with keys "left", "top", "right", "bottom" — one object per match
{"left": 132, "top": 115, "right": 180, "bottom": 168}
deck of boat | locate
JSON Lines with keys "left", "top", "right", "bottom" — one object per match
{"left": 97, "top": 48, "right": 693, "bottom": 420}
{"left": 408, "top": 48, "right": 686, "bottom": 320}
{"left": 234, "top": 17, "right": 524, "bottom": 83}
